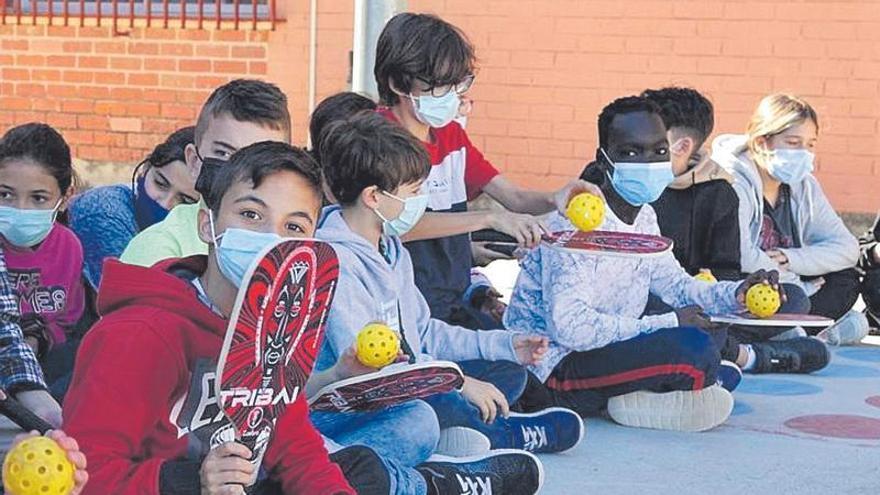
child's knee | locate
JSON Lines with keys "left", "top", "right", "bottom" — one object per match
{"left": 397, "top": 400, "right": 440, "bottom": 456}
{"left": 673, "top": 327, "right": 721, "bottom": 372}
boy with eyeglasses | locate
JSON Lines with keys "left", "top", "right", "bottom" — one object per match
{"left": 373, "top": 13, "right": 601, "bottom": 330}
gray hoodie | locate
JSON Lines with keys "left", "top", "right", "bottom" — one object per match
{"left": 711, "top": 134, "right": 859, "bottom": 295}
{"left": 314, "top": 207, "right": 518, "bottom": 372}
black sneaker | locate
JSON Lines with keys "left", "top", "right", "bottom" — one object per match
{"left": 751, "top": 337, "right": 830, "bottom": 374}
{"left": 417, "top": 450, "right": 544, "bottom": 495}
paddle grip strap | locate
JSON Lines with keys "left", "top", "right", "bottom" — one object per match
{"left": 397, "top": 304, "right": 417, "bottom": 364}
{"left": 471, "top": 229, "right": 517, "bottom": 244}
{"left": 0, "top": 394, "right": 53, "bottom": 433}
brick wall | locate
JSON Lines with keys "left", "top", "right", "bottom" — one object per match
{"left": 408, "top": 0, "right": 880, "bottom": 213}
{"left": 1, "top": 0, "right": 878, "bottom": 212}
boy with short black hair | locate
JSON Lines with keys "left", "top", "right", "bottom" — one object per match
{"left": 64, "top": 142, "right": 359, "bottom": 495}
{"left": 507, "top": 96, "right": 826, "bottom": 432}
{"left": 121, "top": 79, "right": 291, "bottom": 267}
{"left": 373, "top": 12, "right": 601, "bottom": 329}
{"left": 309, "top": 91, "right": 377, "bottom": 162}
{"left": 642, "top": 87, "right": 741, "bottom": 279}
{"left": 310, "top": 112, "right": 582, "bottom": 495}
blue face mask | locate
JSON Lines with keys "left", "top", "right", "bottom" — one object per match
{"left": 767, "top": 149, "right": 814, "bottom": 184}
{"left": 133, "top": 176, "right": 170, "bottom": 231}
{"left": 374, "top": 191, "right": 429, "bottom": 237}
{"left": 0, "top": 202, "right": 60, "bottom": 248}
{"left": 409, "top": 91, "right": 460, "bottom": 129}
{"left": 208, "top": 211, "right": 284, "bottom": 287}
{"left": 601, "top": 148, "right": 674, "bottom": 206}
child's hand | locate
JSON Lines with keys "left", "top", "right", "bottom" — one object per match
{"left": 513, "top": 335, "right": 548, "bottom": 365}
{"left": 10, "top": 430, "right": 89, "bottom": 495}
{"left": 736, "top": 269, "right": 787, "bottom": 305}
{"left": 674, "top": 305, "right": 715, "bottom": 330}
{"left": 765, "top": 249, "right": 790, "bottom": 270}
{"left": 336, "top": 345, "right": 385, "bottom": 379}
{"left": 200, "top": 442, "right": 256, "bottom": 495}
{"left": 461, "top": 377, "right": 509, "bottom": 424}
{"left": 474, "top": 287, "right": 507, "bottom": 324}
{"left": 554, "top": 179, "right": 605, "bottom": 215}
{"left": 489, "top": 212, "right": 545, "bottom": 249}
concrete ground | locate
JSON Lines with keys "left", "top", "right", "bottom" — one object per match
{"left": 481, "top": 261, "right": 880, "bottom": 495}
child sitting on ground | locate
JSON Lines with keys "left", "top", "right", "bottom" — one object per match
{"left": 308, "top": 113, "right": 583, "bottom": 495}
{"left": 505, "top": 96, "right": 816, "bottom": 432}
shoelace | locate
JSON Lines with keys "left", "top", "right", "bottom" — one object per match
{"left": 456, "top": 473, "right": 492, "bottom": 495}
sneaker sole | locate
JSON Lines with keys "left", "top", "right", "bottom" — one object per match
{"left": 606, "top": 385, "right": 733, "bottom": 432}
{"left": 428, "top": 449, "right": 545, "bottom": 494}
{"left": 509, "top": 407, "right": 586, "bottom": 454}
{"left": 436, "top": 427, "right": 492, "bottom": 457}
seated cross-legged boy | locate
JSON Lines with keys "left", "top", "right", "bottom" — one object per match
{"left": 63, "top": 142, "right": 379, "bottom": 495}
{"left": 309, "top": 113, "right": 583, "bottom": 495}
{"left": 505, "top": 96, "right": 813, "bottom": 432}
{"left": 637, "top": 87, "right": 827, "bottom": 375}
{"left": 120, "top": 79, "right": 291, "bottom": 268}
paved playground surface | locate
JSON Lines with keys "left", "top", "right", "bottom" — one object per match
{"left": 482, "top": 261, "right": 880, "bottom": 494}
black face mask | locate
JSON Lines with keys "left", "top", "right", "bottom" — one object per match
{"left": 194, "top": 157, "right": 226, "bottom": 200}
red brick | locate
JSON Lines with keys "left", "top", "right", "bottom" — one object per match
{"left": 144, "top": 58, "right": 176, "bottom": 71}
{"left": 109, "top": 117, "right": 142, "bottom": 133}
{"left": 46, "top": 113, "right": 78, "bottom": 130}
{"left": 179, "top": 30, "right": 211, "bottom": 41}
{"left": 213, "top": 30, "right": 247, "bottom": 42}
{"left": 16, "top": 54, "right": 45, "bottom": 66}
{"left": 179, "top": 59, "right": 212, "bottom": 72}
{"left": 231, "top": 46, "right": 266, "bottom": 59}
{"left": 0, "top": 97, "right": 32, "bottom": 111}
{"left": 46, "top": 55, "right": 77, "bottom": 68}
{"left": 94, "top": 72, "right": 126, "bottom": 85}
{"left": 15, "top": 84, "right": 46, "bottom": 98}
{"left": 66, "top": 130, "right": 95, "bottom": 145}
{"left": 78, "top": 56, "right": 109, "bottom": 69}
{"left": 109, "top": 57, "right": 143, "bottom": 71}
{"left": 77, "top": 115, "right": 109, "bottom": 131}
{"left": 123, "top": 102, "right": 161, "bottom": 117}
{"left": 129, "top": 43, "right": 159, "bottom": 55}
{"left": 62, "top": 100, "right": 94, "bottom": 114}
{"left": 95, "top": 41, "right": 128, "bottom": 54}
{"left": 46, "top": 26, "right": 77, "bottom": 37}
{"left": 249, "top": 61, "right": 268, "bottom": 75}
{"left": 142, "top": 28, "right": 177, "bottom": 40}
{"left": 79, "top": 86, "right": 111, "bottom": 100}
{"left": 213, "top": 60, "right": 248, "bottom": 74}
{"left": 1, "top": 39, "right": 28, "bottom": 51}
{"left": 160, "top": 104, "right": 196, "bottom": 120}
{"left": 142, "top": 89, "right": 178, "bottom": 103}
{"left": 62, "top": 41, "right": 92, "bottom": 53}
{"left": 128, "top": 73, "right": 160, "bottom": 87}
{"left": 160, "top": 43, "right": 194, "bottom": 57}
{"left": 78, "top": 26, "right": 111, "bottom": 38}
{"left": 196, "top": 45, "right": 230, "bottom": 58}
{"left": 2, "top": 68, "right": 29, "bottom": 81}
{"left": 111, "top": 88, "right": 144, "bottom": 100}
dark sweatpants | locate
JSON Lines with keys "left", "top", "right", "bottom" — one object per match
{"left": 538, "top": 327, "right": 720, "bottom": 417}
{"left": 807, "top": 268, "right": 860, "bottom": 323}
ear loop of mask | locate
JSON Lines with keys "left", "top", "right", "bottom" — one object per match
{"left": 205, "top": 207, "right": 225, "bottom": 270}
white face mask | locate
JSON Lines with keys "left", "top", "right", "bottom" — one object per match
{"left": 766, "top": 148, "right": 815, "bottom": 184}
{"left": 408, "top": 91, "right": 461, "bottom": 129}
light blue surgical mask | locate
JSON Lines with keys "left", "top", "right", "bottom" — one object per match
{"left": 0, "top": 202, "right": 60, "bottom": 248}
{"left": 409, "top": 91, "right": 460, "bottom": 128}
{"left": 601, "top": 148, "right": 674, "bottom": 206}
{"left": 207, "top": 211, "right": 284, "bottom": 287}
{"left": 767, "top": 148, "right": 814, "bottom": 184}
{"left": 374, "top": 191, "right": 429, "bottom": 237}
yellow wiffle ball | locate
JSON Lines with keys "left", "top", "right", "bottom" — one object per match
{"left": 566, "top": 193, "right": 605, "bottom": 232}
{"left": 694, "top": 270, "right": 717, "bottom": 283}
{"left": 746, "top": 283, "right": 781, "bottom": 318}
{"left": 3, "top": 436, "right": 75, "bottom": 495}
{"left": 356, "top": 323, "right": 401, "bottom": 368}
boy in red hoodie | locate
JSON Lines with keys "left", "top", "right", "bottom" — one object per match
{"left": 63, "top": 142, "right": 357, "bottom": 495}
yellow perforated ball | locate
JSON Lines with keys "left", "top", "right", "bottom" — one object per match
{"left": 694, "top": 270, "right": 717, "bottom": 283}
{"left": 3, "top": 436, "right": 74, "bottom": 495}
{"left": 565, "top": 193, "right": 605, "bottom": 232}
{"left": 746, "top": 283, "right": 781, "bottom": 318}
{"left": 356, "top": 323, "right": 401, "bottom": 368}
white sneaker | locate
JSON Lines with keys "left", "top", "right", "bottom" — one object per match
{"left": 435, "top": 427, "right": 492, "bottom": 457}
{"left": 818, "top": 310, "right": 870, "bottom": 346}
{"left": 606, "top": 384, "right": 733, "bottom": 432}
{"left": 770, "top": 326, "right": 808, "bottom": 340}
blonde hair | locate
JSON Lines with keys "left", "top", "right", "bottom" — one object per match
{"left": 746, "top": 93, "right": 818, "bottom": 159}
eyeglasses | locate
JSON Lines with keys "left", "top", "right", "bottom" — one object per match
{"left": 415, "top": 74, "right": 476, "bottom": 98}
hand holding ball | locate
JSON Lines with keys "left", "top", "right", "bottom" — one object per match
{"left": 3, "top": 436, "right": 75, "bottom": 495}
{"left": 746, "top": 283, "right": 781, "bottom": 318}
{"left": 356, "top": 323, "right": 401, "bottom": 368}
{"left": 566, "top": 193, "right": 605, "bottom": 232}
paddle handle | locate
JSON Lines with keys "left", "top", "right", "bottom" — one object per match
{"left": 472, "top": 229, "right": 517, "bottom": 243}
{"left": 0, "top": 393, "right": 53, "bottom": 434}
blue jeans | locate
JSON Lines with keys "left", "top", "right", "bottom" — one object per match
{"left": 423, "top": 359, "right": 528, "bottom": 436}
{"left": 311, "top": 400, "right": 438, "bottom": 495}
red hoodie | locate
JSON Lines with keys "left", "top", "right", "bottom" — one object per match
{"left": 64, "top": 257, "right": 354, "bottom": 495}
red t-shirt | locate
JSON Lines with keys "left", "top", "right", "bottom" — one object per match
{"left": 378, "top": 108, "right": 499, "bottom": 320}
